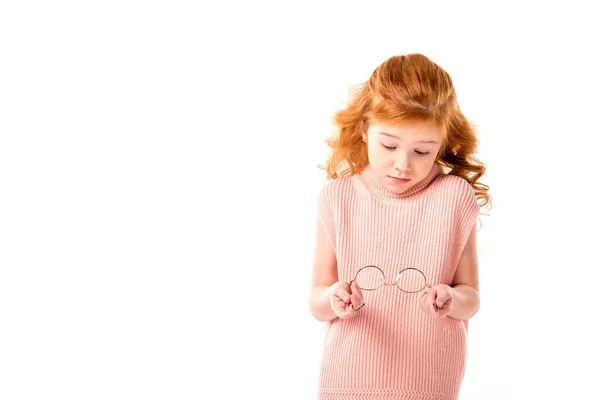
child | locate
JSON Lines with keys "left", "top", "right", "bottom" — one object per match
{"left": 308, "top": 53, "right": 491, "bottom": 400}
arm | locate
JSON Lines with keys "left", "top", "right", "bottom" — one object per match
{"left": 447, "top": 222, "right": 480, "bottom": 320}
{"left": 308, "top": 215, "right": 339, "bottom": 322}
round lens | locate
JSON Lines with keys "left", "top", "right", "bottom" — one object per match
{"left": 395, "top": 268, "right": 426, "bottom": 293}
{"left": 354, "top": 266, "right": 385, "bottom": 291}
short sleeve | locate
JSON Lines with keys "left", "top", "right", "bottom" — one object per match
{"left": 454, "top": 180, "right": 480, "bottom": 260}
{"left": 316, "top": 184, "right": 337, "bottom": 251}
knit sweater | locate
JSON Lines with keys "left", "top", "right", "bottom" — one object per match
{"left": 315, "top": 163, "right": 480, "bottom": 400}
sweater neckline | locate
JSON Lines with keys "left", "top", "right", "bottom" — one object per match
{"left": 358, "top": 163, "right": 443, "bottom": 201}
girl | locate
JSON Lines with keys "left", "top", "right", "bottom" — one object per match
{"left": 308, "top": 53, "right": 491, "bottom": 400}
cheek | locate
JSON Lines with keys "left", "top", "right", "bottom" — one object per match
{"left": 368, "top": 144, "right": 383, "bottom": 158}
{"left": 370, "top": 148, "right": 394, "bottom": 165}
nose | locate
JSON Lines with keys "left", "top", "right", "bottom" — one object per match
{"left": 393, "top": 151, "right": 411, "bottom": 172}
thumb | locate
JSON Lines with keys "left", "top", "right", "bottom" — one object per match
{"left": 435, "top": 289, "right": 451, "bottom": 307}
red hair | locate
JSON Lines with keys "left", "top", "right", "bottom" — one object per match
{"left": 320, "top": 53, "right": 491, "bottom": 213}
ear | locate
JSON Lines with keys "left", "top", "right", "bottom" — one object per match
{"left": 360, "top": 120, "right": 367, "bottom": 142}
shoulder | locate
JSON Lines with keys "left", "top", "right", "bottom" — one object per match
{"left": 430, "top": 174, "right": 479, "bottom": 217}
{"left": 317, "top": 175, "right": 358, "bottom": 203}
{"left": 433, "top": 173, "right": 476, "bottom": 200}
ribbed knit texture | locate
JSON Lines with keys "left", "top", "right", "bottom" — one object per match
{"left": 316, "top": 164, "right": 480, "bottom": 400}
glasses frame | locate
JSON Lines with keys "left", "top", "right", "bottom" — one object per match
{"left": 349, "top": 265, "right": 431, "bottom": 294}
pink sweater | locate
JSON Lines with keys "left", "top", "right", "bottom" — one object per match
{"left": 316, "top": 163, "right": 480, "bottom": 400}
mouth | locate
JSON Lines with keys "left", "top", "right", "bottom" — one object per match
{"left": 388, "top": 176, "right": 411, "bottom": 184}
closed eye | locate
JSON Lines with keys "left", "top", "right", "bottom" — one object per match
{"left": 380, "top": 142, "right": 430, "bottom": 155}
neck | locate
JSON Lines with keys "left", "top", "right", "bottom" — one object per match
{"left": 359, "top": 164, "right": 442, "bottom": 201}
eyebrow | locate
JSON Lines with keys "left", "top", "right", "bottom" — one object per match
{"left": 379, "top": 132, "right": 439, "bottom": 144}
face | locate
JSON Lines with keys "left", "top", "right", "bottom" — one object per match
{"left": 363, "top": 119, "right": 443, "bottom": 194}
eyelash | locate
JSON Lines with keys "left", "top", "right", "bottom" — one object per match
{"left": 380, "top": 143, "right": 430, "bottom": 156}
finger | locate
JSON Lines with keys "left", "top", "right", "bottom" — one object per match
{"left": 350, "top": 281, "right": 364, "bottom": 298}
{"left": 343, "top": 281, "right": 355, "bottom": 303}
{"left": 426, "top": 291, "right": 435, "bottom": 309}
{"left": 351, "top": 302, "right": 364, "bottom": 313}
{"left": 436, "top": 302, "right": 449, "bottom": 314}
{"left": 435, "top": 298, "right": 446, "bottom": 310}
{"left": 350, "top": 282, "right": 364, "bottom": 309}
{"left": 341, "top": 309, "right": 358, "bottom": 319}
{"left": 428, "top": 286, "right": 438, "bottom": 300}
{"left": 439, "top": 297, "right": 453, "bottom": 312}
{"left": 330, "top": 296, "right": 347, "bottom": 313}
{"left": 419, "top": 292, "right": 431, "bottom": 314}
{"left": 434, "top": 303, "right": 450, "bottom": 318}
{"left": 429, "top": 299, "right": 438, "bottom": 314}
{"left": 340, "top": 301, "right": 360, "bottom": 318}
{"left": 350, "top": 281, "right": 362, "bottom": 295}
{"left": 331, "top": 287, "right": 350, "bottom": 307}
{"left": 431, "top": 287, "right": 441, "bottom": 306}
{"left": 333, "top": 299, "right": 356, "bottom": 319}
{"left": 427, "top": 289, "right": 438, "bottom": 314}
{"left": 335, "top": 288, "right": 352, "bottom": 304}
{"left": 435, "top": 290, "right": 450, "bottom": 308}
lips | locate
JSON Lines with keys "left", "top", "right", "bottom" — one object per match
{"left": 388, "top": 175, "right": 411, "bottom": 185}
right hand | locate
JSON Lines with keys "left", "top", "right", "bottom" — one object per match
{"left": 329, "top": 281, "right": 365, "bottom": 319}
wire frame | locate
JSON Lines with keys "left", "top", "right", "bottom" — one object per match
{"left": 350, "top": 265, "right": 429, "bottom": 294}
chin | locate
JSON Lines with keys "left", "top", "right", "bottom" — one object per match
{"left": 387, "top": 183, "right": 412, "bottom": 194}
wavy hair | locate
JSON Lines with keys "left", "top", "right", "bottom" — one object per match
{"left": 320, "top": 53, "right": 491, "bottom": 213}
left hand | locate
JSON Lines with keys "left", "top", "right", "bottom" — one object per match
{"left": 418, "top": 284, "right": 454, "bottom": 318}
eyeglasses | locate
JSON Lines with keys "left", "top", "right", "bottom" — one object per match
{"left": 350, "top": 265, "right": 431, "bottom": 294}
{"left": 350, "top": 265, "right": 438, "bottom": 311}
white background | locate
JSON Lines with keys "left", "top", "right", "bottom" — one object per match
{"left": 1, "top": 1, "right": 599, "bottom": 399}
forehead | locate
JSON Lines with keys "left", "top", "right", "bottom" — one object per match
{"left": 369, "top": 120, "right": 440, "bottom": 141}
